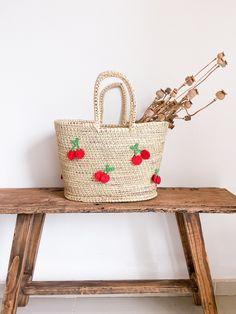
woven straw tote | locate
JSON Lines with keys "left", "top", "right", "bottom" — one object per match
{"left": 54, "top": 71, "right": 168, "bottom": 202}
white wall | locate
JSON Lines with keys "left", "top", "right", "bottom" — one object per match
{"left": 0, "top": 0, "right": 235, "bottom": 282}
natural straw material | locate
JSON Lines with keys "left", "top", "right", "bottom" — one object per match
{"left": 55, "top": 71, "right": 168, "bottom": 202}
{"left": 99, "top": 82, "right": 128, "bottom": 126}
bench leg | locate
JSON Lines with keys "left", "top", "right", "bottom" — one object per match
{"left": 177, "top": 213, "right": 218, "bottom": 314}
{"left": 176, "top": 212, "right": 202, "bottom": 305}
{"left": 18, "top": 214, "right": 45, "bottom": 307}
{"left": 1, "top": 214, "right": 34, "bottom": 314}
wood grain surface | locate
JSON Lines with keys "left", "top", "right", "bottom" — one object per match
{"left": 182, "top": 213, "right": 218, "bottom": 314}
{"left": 23, "top": 279, "right": 194, "bottom": 295}
{"left": 0, "top": 187, "right": 235, "bottom": 214}
{"left": 17, "top": 214, "right": 45, "bottom": 307}
{"left": 1, "top": 214, "right": 34, "bottom": 314}
{"left": 176, "top": 212, "right": 202, "bottom": 305}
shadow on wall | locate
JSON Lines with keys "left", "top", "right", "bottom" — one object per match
{"left": 27, "top": 133, "right": 62, "bottom": 187}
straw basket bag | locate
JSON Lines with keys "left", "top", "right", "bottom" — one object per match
{"left": 54, "top": 71, "right": 168, "bottom": 202}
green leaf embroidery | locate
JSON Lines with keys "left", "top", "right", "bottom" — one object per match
{"left": 105, "top": 164, "right": 115, "bottom": 174}
{"left": 130, "top": 143, "right": 141, "bottom": 155}
{"left": 71, "top": 138, "right": 80, "bottom": 151}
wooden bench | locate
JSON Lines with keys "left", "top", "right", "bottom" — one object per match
{"left": 1, "top": 187, "right": 236, "bottom": 314}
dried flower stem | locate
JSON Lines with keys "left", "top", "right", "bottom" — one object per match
{"left": 194, "top": 57, "right": 217, "bottom": 77}
{"left": 176, "top": 64, "right": 219, "bottom": 100}
{"left": 137, "top": 52, "right": 227, "bottom": 129}
{"left": 190, "top": 99, "right": 216, "bottom": 117}
{"left": 170, "top": 57, "right": 217, "bottom": 97}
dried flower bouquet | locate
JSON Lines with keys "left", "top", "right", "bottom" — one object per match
{"left": 137, "top": 52, "right": 227, "bottom": 129}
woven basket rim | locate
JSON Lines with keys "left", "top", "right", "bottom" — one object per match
{"left": 54, "top": 119, "right": 169, "bottom": 129}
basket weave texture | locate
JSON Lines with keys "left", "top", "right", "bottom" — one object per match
{"left": 55, "top": 71, "right": 168, "bottom": 202}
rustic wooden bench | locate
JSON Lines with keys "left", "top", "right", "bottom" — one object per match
{"left": 0, "top": 187, "right": 236, "bottom": 314}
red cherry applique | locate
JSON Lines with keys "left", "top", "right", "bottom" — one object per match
{"left": 131, "top": 155, "right": 142, "bottom": 165}
{"left": 67, "top": 138, "right": 86, "bottom": 160}
{"left": 75, "top": 148, "right": 85, "bottom": 159}
{"left": 67, "top": 150, "right": 76, "bottom": 160}
{"left": 152, "top": 175, "right": 161, "bottom": 184}
{"left": 100, "top": 173, "right": 110, "bottom": 183}
{"left": 152, "top": 168, "right": 161, "bottom": 184}
{"left": 95, "top": 171, "right": 104, "bottom": 181}
{"left": 95, "top": 165, "right": 115, "bottom": 184}
{"left": 141, "top": 149, "right": 150, "bottom": 160}
{"left": 130, "top": 144, "right": 151, "bottom": 165}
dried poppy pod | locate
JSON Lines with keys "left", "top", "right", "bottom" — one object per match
{"left": 155, "top": 89, "right": 165, "bottom": 100}
{"left": 168, "top": 122, "right": 175, "bottom": 129}
{"left": 138, "top": 52, "right": 227, "bottom": 128}
{"left": 184, "top": 115, "right": 191, "bottom": 121}
{"left": 217, "top": 52, "right": 225, "bottom": 59}
{"left": 217, "top": 58, "right": 227, "bottom": 67}
{"left": 185, "top": 75, "right": 195, "bottom": 86}
{"left": 157, "top": 113, "right": 166, "bottom": 121}
{"left": 182, "top": 100, "right": 192, "bottom": 109}
{"left": 165, "top": 87, "right": 171, "bottom": 94}
{"left": 169, "top": 100, "right": 180, "bottom": 112}
{"left": 170, "top": 99, "right": 178, "bottom": 106}
{"left": 170, "top": 88, "right": 178, "bottom": 98}
{"left": 187, "top": 88, "right": 199, "bottom": 100}
{"left": 215, "top": 90, "right": 227, "bottom": 100}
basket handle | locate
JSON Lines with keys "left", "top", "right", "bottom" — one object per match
{"left": 94, "top": 71, "right": 136, "bottom": 130}
{"left": 99, "top": 82, "right": 128, "bottom": 126}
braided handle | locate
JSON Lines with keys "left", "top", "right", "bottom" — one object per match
{"left": 94, "top": 71, "right": 136, "bottom": 130}
{"left": 99, "top": 82, "right": 128, "bottom": 126}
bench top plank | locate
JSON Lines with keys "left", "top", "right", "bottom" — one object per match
{"left": 0, "top": 187, "right": 236, "bottom": 214}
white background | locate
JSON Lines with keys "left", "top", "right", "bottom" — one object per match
{"left": 0, "top": 0, "right": 235, "bottom": 281}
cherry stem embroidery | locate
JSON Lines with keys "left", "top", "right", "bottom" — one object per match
{"left": 71, "top": 138, "right": 80, "bottom": 151}
{"left": 104, "top": 164, "right": 115, "bottom": 174}
{"left": 130, "top": 143, "right": 141, "bottom": 156}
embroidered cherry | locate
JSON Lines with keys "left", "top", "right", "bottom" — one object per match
{"left": 100, "top": 173, "right": 110, "bottom": 184}
{"left": 130, "top": 144, "right": 150, "bottom": 165}
{"left": 67, "top": 150, "right": 76, "bottom": 160}
{"left": 130, "top": 143, "right": 143, "bottom": 165}
{"left": 152, "top": 168, "right": 161, "bottom": 184}
{"left": 141, "top": 149, "right": 150, "bottom": 160}
{"left": 95, "top": 165, "right": 115, "bottom": 184}
{"left": 95, "top": 171, "right": 104, "bottom": 182}
{"left": 131, "top": 155, "right": 142, "bottom": 165}
{"left": 67, "top": 138, "right": 85, "bottom": 160}
{"left": 75, "top": 148, "right": 85, "bottom": 159}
